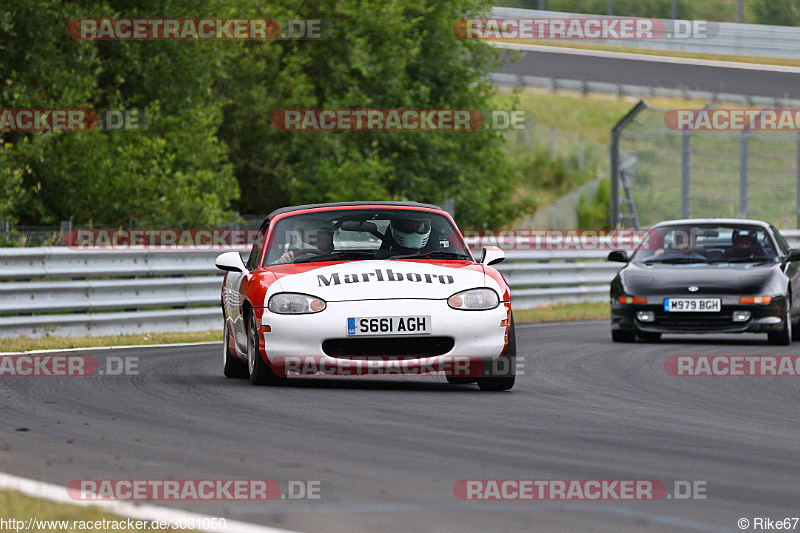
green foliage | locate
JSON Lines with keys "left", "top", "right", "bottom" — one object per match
{"left": 218, "top": 0, "right": 527, "bottom": 227}
{"left": 0, "top": 0, "right": 238, "bottom": 227}
{"left": 515, "top": 148, "right": 594, "bottom": 194}
{"left": 749, "top": 0, "right": 800, "bottom": 25}
{"left": 1, "top": 0, "right": 528, "bottom": 229}
{"left": 577, "top": 178, "right": 610, "bottom": 229}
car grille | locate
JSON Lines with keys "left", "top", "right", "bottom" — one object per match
{"left": 651, "top": 312, "right": 737, "bottom": 330}
{"left": 322, "top": 336, "right": 455, "bottom": 357}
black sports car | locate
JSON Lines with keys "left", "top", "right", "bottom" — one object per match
{"left": 609, "top": 219, "right": 800, "bottom": 345}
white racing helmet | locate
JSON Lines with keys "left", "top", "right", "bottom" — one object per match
{"left": 390, "top": 216, "right": 431, "bottom": 249}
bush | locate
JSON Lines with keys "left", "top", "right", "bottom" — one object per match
{"left": 577, "top": 178, "right": 611, "bottom": 229}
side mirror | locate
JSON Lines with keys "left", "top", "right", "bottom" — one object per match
{"left": 480, "top": 246, "right": 505, "bottom": 266}
{"left": 786, "top": 249, "right": 800, "bottom": 262}
{"left": 607, "top": 250, "right": 629, "bottom": 263}
{"left": 215, "top": 252, "right": 247, "bottom": 273}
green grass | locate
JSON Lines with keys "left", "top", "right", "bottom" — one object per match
{"left": 0, "top": 330, "right": 221, "bottom": 353}
{"left": 493, "top": 90, "right": 716, "bottom": 145}
{"left": 514, "top": 302, "right": 609, "bottom": 323}
{"left": 0, "top": 490, "right": 156, "bottom": 532}
{"left": 497, "top": 40, "right": 800, "bottom": 68}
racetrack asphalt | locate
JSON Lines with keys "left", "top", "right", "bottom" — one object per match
{"left": 497, "top": 47, "right": 800, "bottom": 99}
{"left": 1, "top": 321, "right": 799, "bottom": 532}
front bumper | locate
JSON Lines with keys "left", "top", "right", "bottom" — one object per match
{"left": 256, "top": 298, "right": 509, "bottom": 362}
{"left": 611, "top": 295, "right": 787, "bottom": 334}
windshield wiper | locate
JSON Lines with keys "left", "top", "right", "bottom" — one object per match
{"left": 643, "top": 257, "right": 707, "bottom": 264}
{"left": 390, "top": 251, "right": 472, "bottom": 261}
{"left": 293, "top": 251, "right": 375, "bottom": 264}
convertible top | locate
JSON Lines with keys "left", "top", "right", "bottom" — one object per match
{"left": 266, "top": 201, "right": 444, "bottom": 220}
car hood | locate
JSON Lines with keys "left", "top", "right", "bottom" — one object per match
{"left": 622, "top": 262, "right": 777, "bottom": 295}
{"left": 269, "top": 260, "right": 486, "bottom": 301}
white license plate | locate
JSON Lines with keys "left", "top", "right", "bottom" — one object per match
{"left": 664, "top": 298, "right": 721, "bottom": 312}
{"left": 347, "top": 316, "right": 431, "bottom": 336}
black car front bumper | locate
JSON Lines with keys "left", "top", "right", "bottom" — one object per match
{"left": 611, "top": 295, "right": 788, "bottom": 334}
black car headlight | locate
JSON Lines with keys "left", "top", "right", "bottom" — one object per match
{"left": 448, "top": 288, "right": 499, "bottom": 310}
{"left": 268, "top": 293, "right": 327, "bottom": 314}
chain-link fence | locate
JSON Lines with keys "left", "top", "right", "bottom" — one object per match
{"left": 611, "top": 101, "right": 800, "bottom": 230}
{"left": 504, "top": 124, "right": 609, "bottom": 228}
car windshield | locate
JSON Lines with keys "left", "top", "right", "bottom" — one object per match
{"left": 632, "top": 224, "right": 779, "bottom": 265}
{"left": 262, "top": 208, "right": 472, "bottom": 266}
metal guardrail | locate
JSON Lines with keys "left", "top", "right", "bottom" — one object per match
{"left": 491, "top": 7, "right": 800, "bottom": 59}
{"left": 489, "top": 72, "right": 800, "bottom": 109}
{"left": 3, "top": 233, "right": 800, "bottom": 338}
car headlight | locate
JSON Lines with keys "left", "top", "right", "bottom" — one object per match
{"left": 268, "top": 293, "right": 327, "bottom": 314}
{"left": 448, "top": 288, "right": 499, "bottom": 310}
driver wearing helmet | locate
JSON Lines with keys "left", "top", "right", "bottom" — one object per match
{"left": 383, "top": 216, "right": 432, "bottom": 255}
{"left": 274, "top": 219, "right": 334, "bottom": 264}
{"left": 726, "top": 229, "right": 765, "bottom": 259}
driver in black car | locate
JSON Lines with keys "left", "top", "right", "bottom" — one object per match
{"left": 653, "top": 229, "right": 705, "bottom": 260}
{"left": 726, "top": 229, "right": 765, "bottom": 259}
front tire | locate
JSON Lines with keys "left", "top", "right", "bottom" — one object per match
{"left": 477, "top": 314, "right": 516, "bottom": 392}
{"left": 247, "top": 311, "right": 287, "bottom": 386}
{"left": 223, "top": 321, "right": 249, "bottom": 378}
{"left": 768, "top": 301, "right": 792, "bottom": 346}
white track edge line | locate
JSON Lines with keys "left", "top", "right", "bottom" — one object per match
{"left": 0, "top": 471, "right": 298, "bottom": 533}
{"left": 0, "top": 341, "right": 221, "bottom": 356}
{"left": 490, "top": 41, "right": 800, "bottom": 73}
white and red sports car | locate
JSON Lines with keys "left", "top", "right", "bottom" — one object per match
{"left": 216, "top": 201, "right": 515, "bottom": 390}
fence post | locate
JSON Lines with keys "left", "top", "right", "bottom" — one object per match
{"left": 610, "top": 100, "right": 647, "bottom": 229}
{"left": 682, "top": 131, "right": 691, "bottom": 218}
{"left": 740, "top": 130, "right": 749, "bottom": 218}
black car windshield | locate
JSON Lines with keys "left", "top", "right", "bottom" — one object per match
{"left": 632, "top": 224, "right": 779, "bottom": 265}
{"left": 263, "top": 209, "right": 472, "bottom": 266}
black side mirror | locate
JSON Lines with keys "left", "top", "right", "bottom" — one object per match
{"left": 786, "top": 249, "right": 800, "bottom": 262}
{"left": 607, "top": 250, "right": 629, "bottom": 263}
